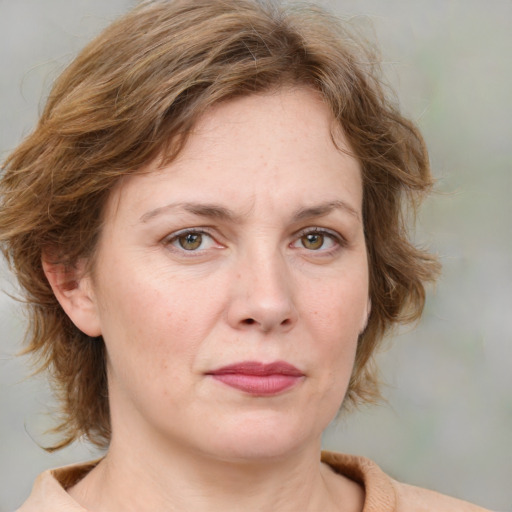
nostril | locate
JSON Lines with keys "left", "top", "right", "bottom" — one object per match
{"left": 281, "top": 318, "right": 291, "bottom": 326}
{"left": 243, "top": 318, "right": 256, "bottom": 325}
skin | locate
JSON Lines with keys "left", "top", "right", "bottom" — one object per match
{"left": 46, "top": 87, "right": 369, "bottom": 511}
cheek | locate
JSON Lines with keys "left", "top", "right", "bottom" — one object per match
{"left": 302, "top": 272, "right": 368, "bottom": 387}
{"left": 100, "top": 294, "right": 191, "bottom": 409}
{"left": 305, "top": 275, "right": 368, "bottom": 335}
{"left": 97, "top": 269, "right": 222, "bottom": 376}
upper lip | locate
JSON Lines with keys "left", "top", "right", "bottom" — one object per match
{"left": 207, "top": 360, "right": 303, "bottom": 376}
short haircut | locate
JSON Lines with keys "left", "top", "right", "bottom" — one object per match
{"left": 0, "top": 0, "right": 440, "bottom": 450}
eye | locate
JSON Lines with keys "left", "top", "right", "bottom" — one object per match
{"left": 176, "top": 232, "right": 204, "bottom": 251}
{"left": 291, "top": 229, "right": 341, "bottom": 252}
{"left": 165, "top": 230, "right": 218, "bottom": 252}
{"left": 301, "top": 233, "right": 327, "bottom": 250}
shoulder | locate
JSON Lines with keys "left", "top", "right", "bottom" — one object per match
{"left": 321, "top": 451, "right": 492, "bottom": 512}
{"left": 17, "top": 454, "right": 493, "bottom": 512}
{"left": 391, "top": 479, "right": 491, "bottom": 512}
{"left": 16, "top": 460, "right": 100, "bottom": 512}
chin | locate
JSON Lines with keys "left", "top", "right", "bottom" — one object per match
{"left": 199, "top": 411, "right": 322, "bottom": 463}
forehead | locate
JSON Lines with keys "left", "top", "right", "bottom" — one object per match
{"left": 185, "top": 86, "right": 352, "bottom": 165}
{"left": 105, "top": 87, "right": 362, "bottom": 224}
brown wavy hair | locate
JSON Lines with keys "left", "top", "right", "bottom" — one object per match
{"left": 0, "top": 0, "right": 439, "bottom": 450}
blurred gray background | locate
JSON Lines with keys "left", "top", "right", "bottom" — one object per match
{"left": 1, "top": 1, "right": 511, "bottom": 510}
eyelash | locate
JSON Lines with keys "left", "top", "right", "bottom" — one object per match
{"left": 162, "top": 227, "right": 346, "bottom": 256}
{"left": 292, "top": 227, "right": 346, "bottom": 255}
{"left": 163, "top": 228, "right": 220, "bottom": 255}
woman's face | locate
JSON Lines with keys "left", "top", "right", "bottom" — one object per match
{"left": 82, "top": 87, "right": 370, "bottom": 461}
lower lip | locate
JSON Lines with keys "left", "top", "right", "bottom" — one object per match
{"left": 210, "top": 374, "right": 303, "bottom": 395}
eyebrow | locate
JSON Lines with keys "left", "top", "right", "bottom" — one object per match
{"left": 139, "top": 199, "right": 360, "bottom": 224}
{"left": 292, "top": 200, "right": 361, "bottom": 223}
{"left": 140, "top": 202, "right": 237, "bottom": 223}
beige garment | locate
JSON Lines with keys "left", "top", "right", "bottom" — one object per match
{"left": 17, "top": 451, "right": 491, "bottom": 511}
{"left": 321, "top": 452, "right": 491, "bottom": 512}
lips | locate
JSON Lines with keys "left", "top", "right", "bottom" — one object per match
{"left": 207, "top": 361, "right": 304, "bottom": 396}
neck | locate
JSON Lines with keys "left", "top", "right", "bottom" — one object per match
{"left": 68, "top": 434, "right": 363, "bottom": 512}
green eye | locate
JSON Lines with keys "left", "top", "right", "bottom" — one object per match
{"left": 301, "top": 233, "right": 324, "bottom": 250}
{"left": 177, "top": 233, "right": 203, "bottom": 250}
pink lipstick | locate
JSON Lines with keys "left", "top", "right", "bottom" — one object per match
{"left": 207, "top": 361, "right": 304, "bottom": 396}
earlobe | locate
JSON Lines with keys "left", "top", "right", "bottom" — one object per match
{"left": 42, "top": 257, "right": 102, "bottom": 337}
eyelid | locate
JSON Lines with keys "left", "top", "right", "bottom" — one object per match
{"left": 289, "top": 227, "right": 347, "bottom": 257}
{"left": 294, "top": 226, "right": 346, "bottom": 246}
{"left": 162, "top": 227, "right": 224, "bottom": 253}
{"left": 161, "top": 226, "right": 346, "bottom": 255}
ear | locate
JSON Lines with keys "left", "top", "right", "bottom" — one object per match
{"left": 360, "top": 298, "right": 372, "bottom": 335}
{"left": 42, "top": 257, "right": 102, "bottom": 337}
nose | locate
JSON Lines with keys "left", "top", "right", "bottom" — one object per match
{"left": 226, "top": 247, "right": 298, "bottom": 333}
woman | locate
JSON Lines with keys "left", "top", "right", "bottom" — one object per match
{"left": 0, "top": 1, "right": 491, "bottom": 510}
